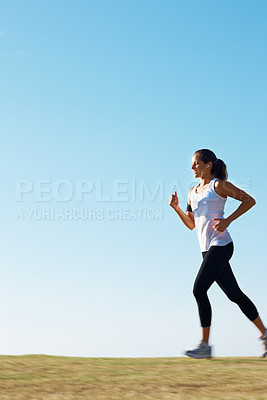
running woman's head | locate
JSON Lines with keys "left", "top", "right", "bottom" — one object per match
{"left": 191, "top": 149, "right": 228, "bottom": 180}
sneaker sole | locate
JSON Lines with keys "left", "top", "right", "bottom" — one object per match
{"left": 185, "top": 352, "right": 212, "bottom": 360}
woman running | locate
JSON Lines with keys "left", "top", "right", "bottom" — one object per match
{"left": 169, "top": 149, "right": 267, "bottom": 359}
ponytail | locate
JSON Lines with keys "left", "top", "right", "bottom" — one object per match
{"left": 194, "top": 149, "right": 228, "bottom": 180}
{"left": 212, "top": 158, "right": 228, "bottom": 180}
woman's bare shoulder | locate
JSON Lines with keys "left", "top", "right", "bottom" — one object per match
{"left": 214, "top": 179, "right": 229, "bottom": 198}
{"left": 189, "top": 186, "right": 196, "bottom": 194}
{"left": 188, "top": 186, "right": 195, "bottom": 202}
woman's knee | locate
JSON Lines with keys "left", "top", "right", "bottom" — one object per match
{"left": 226, "top": 290, "right": 243, "bottom": 303}
{"left": 193, "top": 283, "right": 207, "bottom": 299}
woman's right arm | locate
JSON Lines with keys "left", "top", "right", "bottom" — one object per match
{"left": 169, "top": 188, "right": 195, "bottom": 230}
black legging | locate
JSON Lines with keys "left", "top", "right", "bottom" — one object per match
{"left": 193, "top": 242, "right": 259, "bottom": 327}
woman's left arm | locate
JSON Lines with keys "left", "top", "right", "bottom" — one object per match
{"left": 212, "top": 180, "right": 256, "bottom": 232}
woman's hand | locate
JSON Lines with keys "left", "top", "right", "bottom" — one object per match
{"left": 169, "top": 191, "right": 179, "bottom": 210}
{"left": 212, "top": 218, "right": 230, "bottom": 232}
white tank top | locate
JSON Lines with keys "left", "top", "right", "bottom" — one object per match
{"left": 190, "top": 178, "right": 233, "bottom": 252}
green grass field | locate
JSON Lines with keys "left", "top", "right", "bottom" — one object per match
{"left": 0, "top": 355, "right": 266, "bottom": 399}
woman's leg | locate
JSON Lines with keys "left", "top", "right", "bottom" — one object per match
{"left": 193, "top": 242, "right": 234, "bottom": 343}
{"left": 252, "top": 316, "right": 266, "bottom": 338}
{"left": 185, "top": 243, "right": 234, "bottom": 358}
{"left": 202, "top": 326, "right": 210, "bottom": 343}
{"left": 216, "top": 262, "right": 265, "bottom": 335}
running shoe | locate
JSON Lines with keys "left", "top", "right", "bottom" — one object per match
{"left": 260, "top": 335, "right": 267, "bottom": 358}
{"left": 184, "top": 341, "right": 212, "bottom": 359}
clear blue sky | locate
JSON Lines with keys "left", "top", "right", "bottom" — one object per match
{"left": 1, "top": 0, "right": 266, "bottom": 357}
